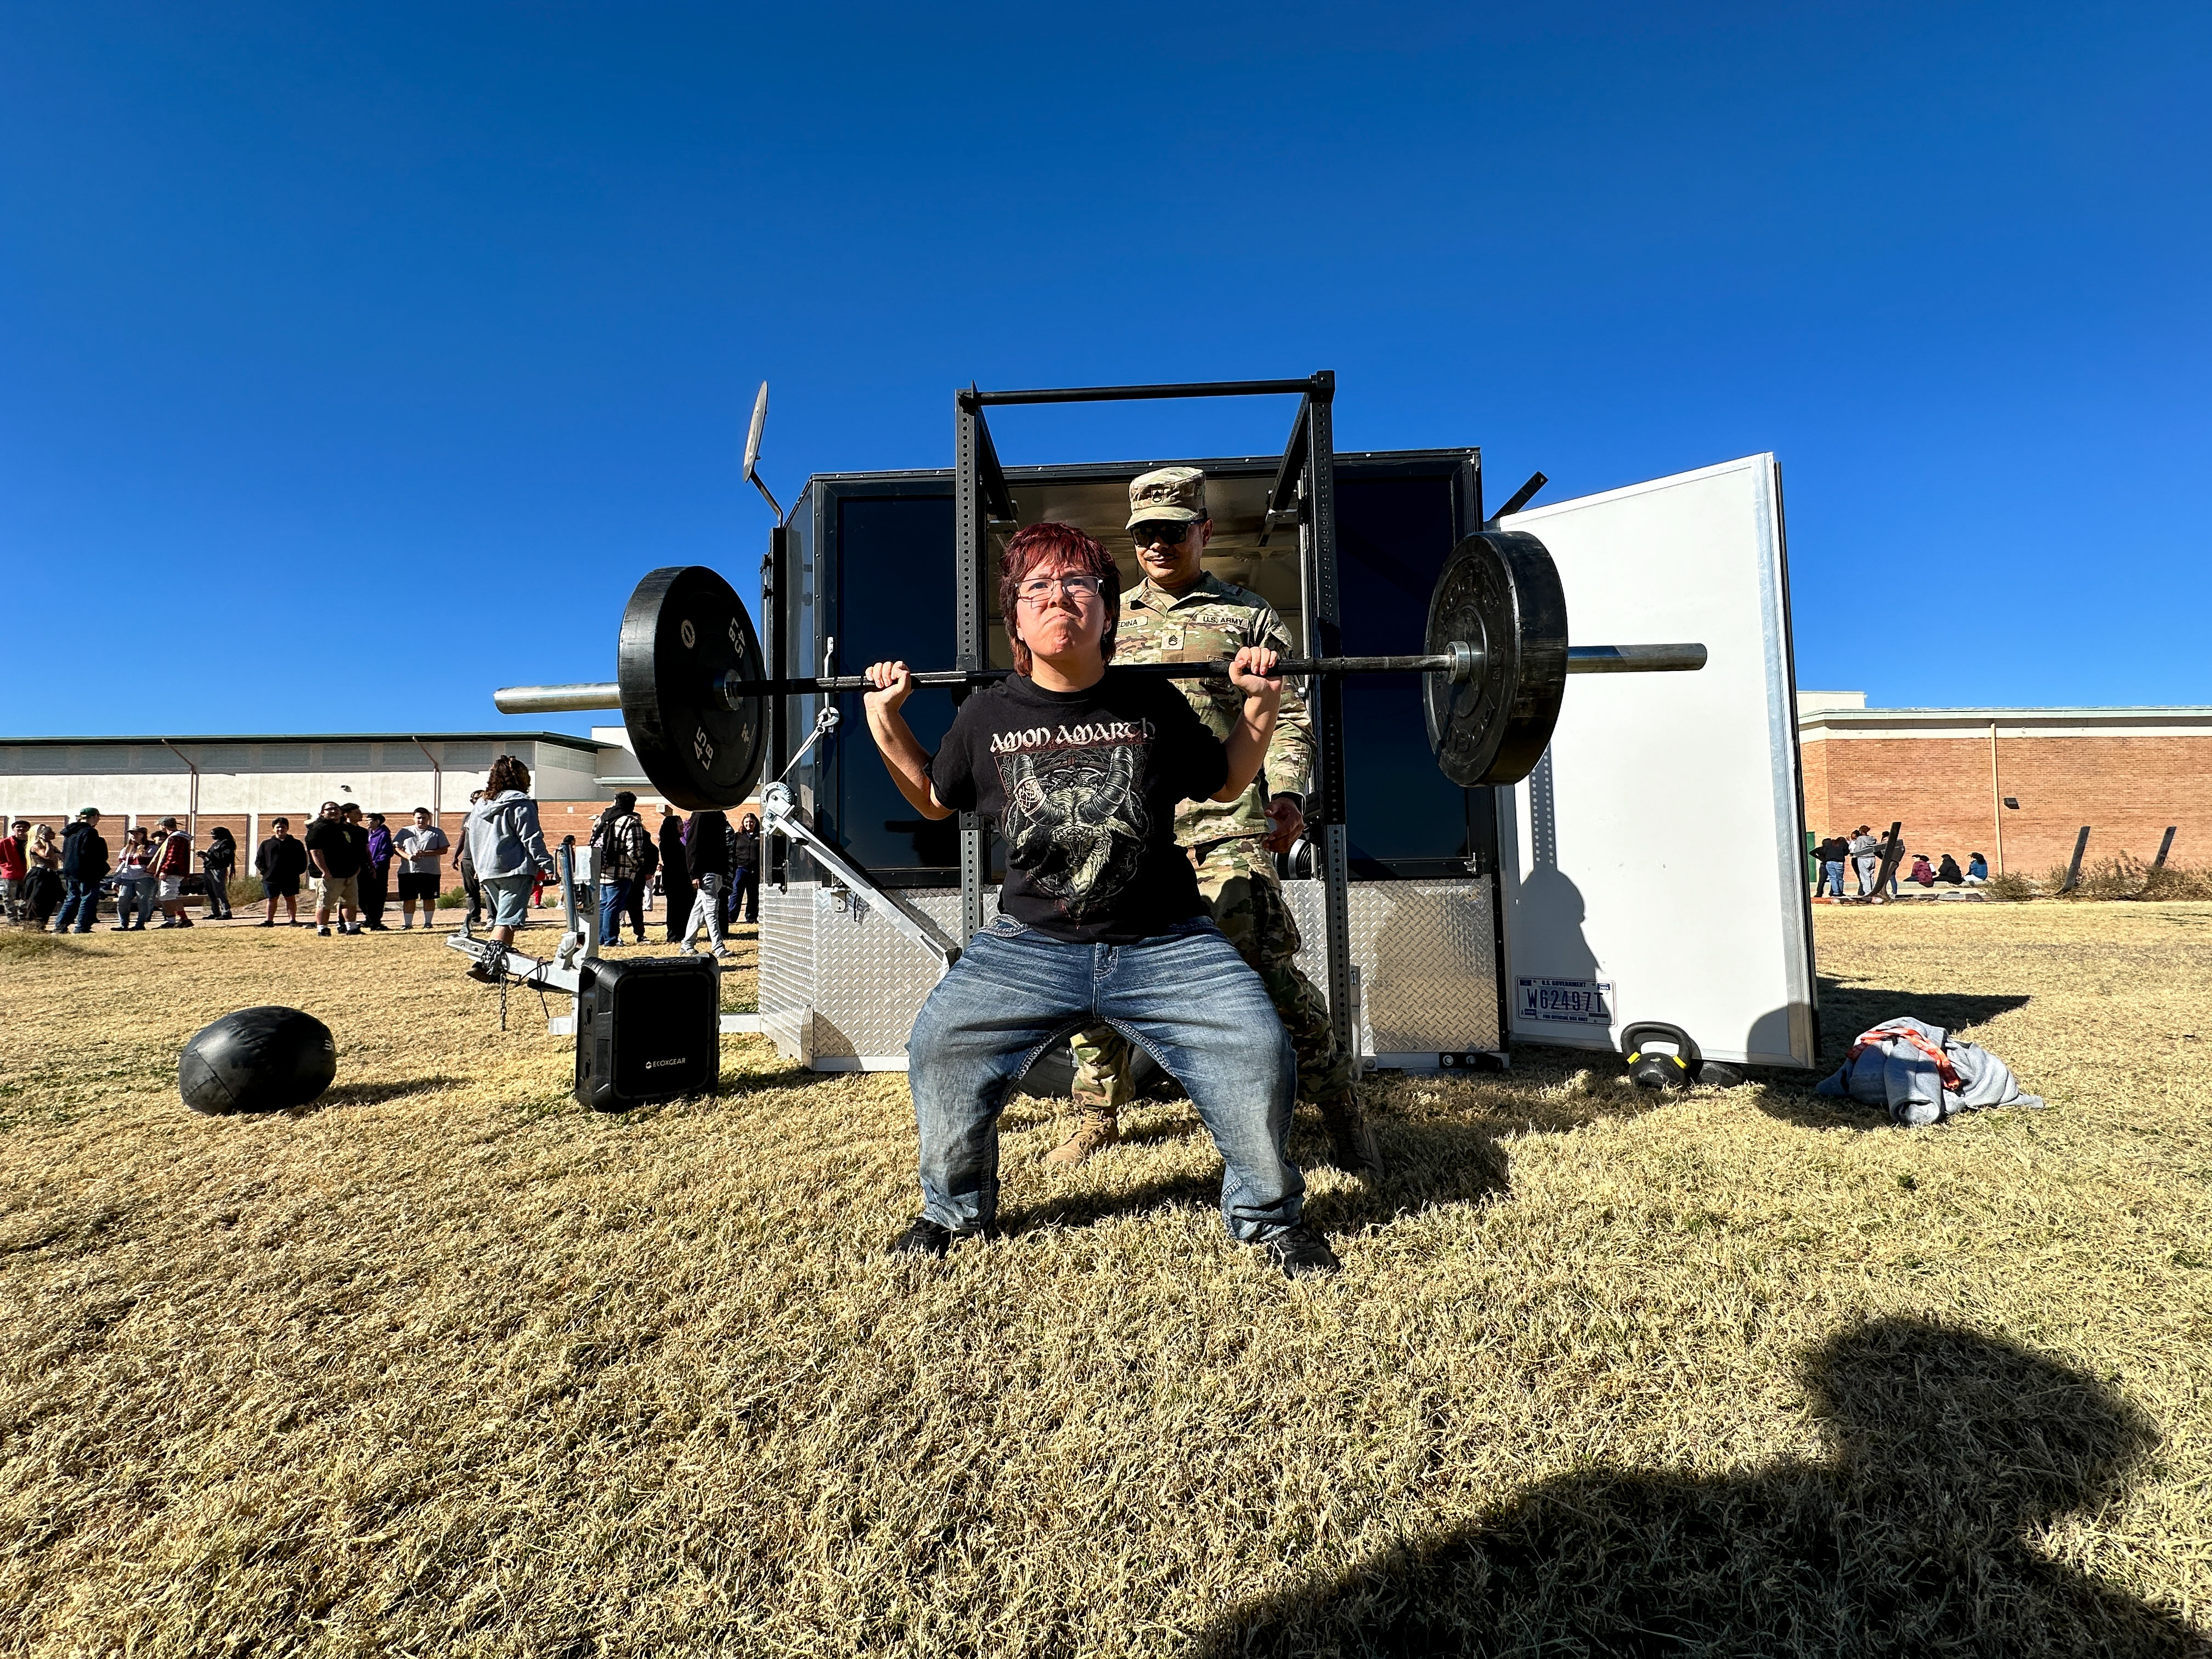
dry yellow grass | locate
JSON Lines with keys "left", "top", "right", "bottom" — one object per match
{"left": 2, "top": 906, "right": 2209, "bottom": 1655}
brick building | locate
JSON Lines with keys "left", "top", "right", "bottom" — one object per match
{"left": 1797, "top": 693, "right": 2211, "bottom": 876}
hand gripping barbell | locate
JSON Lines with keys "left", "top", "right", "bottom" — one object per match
{"left": 494, "top": 530, "right": 1707, "bottom": 810}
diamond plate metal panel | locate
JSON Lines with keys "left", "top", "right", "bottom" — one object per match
{"left": 808, "top": 886, "right": 962, "bottom": 1062}
{"left": 758, "top": 882, "right": 819, "bottom": 1062}
{"left": 1283, "top": 878, "right": 1500, "bottom": 1059}
{"left": 760, "top": 883, "right": 969, "bottom": 1065}
{"left": 764, "top": 877, "right": 1497, "bottom": 1070}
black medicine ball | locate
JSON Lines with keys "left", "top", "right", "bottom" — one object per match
{"left": 179, "top": 1006, "right": 337, "bottom": 1115}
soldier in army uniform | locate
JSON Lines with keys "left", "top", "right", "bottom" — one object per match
{"left": 1053, "top": 466, "right": 1384, "bottom": 1176}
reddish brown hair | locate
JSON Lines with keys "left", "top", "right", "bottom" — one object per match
{"left": 999, "top": 521, "right": 1121, "bottom": 675}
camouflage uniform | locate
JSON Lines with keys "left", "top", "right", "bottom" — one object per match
{"left": 1056, "top": 471, "right": 1376, "bottom": 1172}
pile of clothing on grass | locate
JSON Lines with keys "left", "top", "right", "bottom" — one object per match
{"left": 1816, "top": 1016, "right": 2043, "bottom": 1126}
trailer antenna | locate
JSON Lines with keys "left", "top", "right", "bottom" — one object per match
{"left": 743, "top": 380, "right": 786, "bottom": 526}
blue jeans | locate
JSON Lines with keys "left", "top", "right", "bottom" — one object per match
{"left": 598, "top": 878, "right": 630, "bottom": 942}
{"left": 481, "top": 873, "right": 532, "bottom": 928}
{"left": 905, "top": 917, "right": 1301, "bottom": 1243}
{"left": 114, "top": 877, "right": 154, "bottom": 927}
{"left": 56, "top": 876, "right": 102, "bottom": 932}
{"left": 1822, "top": 860, "right": 1846, "bottom": 897}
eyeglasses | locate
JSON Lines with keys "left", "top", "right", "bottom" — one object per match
{"left": 1014, "top": 573, "right": 1105, "bottom": 605}
{"left": 1129, "top": 521, "right": 1194, "bottom": 548}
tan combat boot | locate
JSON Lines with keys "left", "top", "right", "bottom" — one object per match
{"left": 1317, "top": 1091, "right": 1384, "bottom": 1177}
{"left": 1045, "top": 1105, "right": 1119, "bottom": 1166}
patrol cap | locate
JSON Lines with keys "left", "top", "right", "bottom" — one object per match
{"left": 1127, "top": 466, "right": 1207, "bottom": 528}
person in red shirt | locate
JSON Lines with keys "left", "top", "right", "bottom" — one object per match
{"left": 0, "top": 819, "right": 28, "bottom": 922}
{"left": 151, "top": 816, "right": 196, "bottom": 929}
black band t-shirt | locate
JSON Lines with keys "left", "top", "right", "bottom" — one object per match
{"left": 928, "top": 669, "right": 1231, "bottom": 944}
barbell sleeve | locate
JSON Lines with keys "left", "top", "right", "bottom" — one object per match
{"left": 495, "top": 682, "right": 623, "bottom": 714}
{"left": 1565, "top": 643, "right": 1707, "bottom": 673}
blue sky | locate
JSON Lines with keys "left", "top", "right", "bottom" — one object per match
{"left": 4, "top": 2, "right": 2205, "bottom": 738}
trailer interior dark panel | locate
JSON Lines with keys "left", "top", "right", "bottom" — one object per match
{"left": 826, "top": 493, "right": 961, "bottom": 873}
{"left": 1335, "top": 472, "right": 1472, "bottom": 872}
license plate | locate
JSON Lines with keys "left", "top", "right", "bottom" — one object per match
{"left": 1517, "top": 977, "right": 1614, "bottom": 1025}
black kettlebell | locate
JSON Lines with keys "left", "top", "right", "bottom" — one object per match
{"left": 1621, "top": 1022, "right": 1700, "bottom": 1090}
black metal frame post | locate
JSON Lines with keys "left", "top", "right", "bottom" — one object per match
{"left": 953, "top": 391, "right": 990, "bottom": 943}
{"left": 952, "top": 372, "right": 1354, "bottom": 1051}
{"left": 762, "top": 523, "right": 789, "bottom": 890}
{"left": 1301, "top": 379, "right": 1356, "bottom": 1062}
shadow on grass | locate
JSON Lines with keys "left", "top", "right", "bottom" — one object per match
{"left": 303, "top": 1075, "right": 467, "bottom": 1113}
{"left": 1002, "top": 1084, "right": 1621, "bottom": 1238}
{"left": 1200, "top": 1317, "right": 2207, "bottom": 1658}
{"left": 1816, "top": 979, "right": 2034, "bottom": 1057}
{"left": 718, "top": 1059, "right": 883, "bottom": 1097}
{"left": 1007, "top": 1169, "right": 1228, "bottom": 1233}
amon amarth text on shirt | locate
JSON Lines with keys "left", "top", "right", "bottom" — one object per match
{"left": 926, "top": 671, "right": 1228, "bottom": 944}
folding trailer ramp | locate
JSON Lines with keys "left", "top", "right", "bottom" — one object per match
{"left": 1494, "top": 455, "right": 1817, "bottom": 1070}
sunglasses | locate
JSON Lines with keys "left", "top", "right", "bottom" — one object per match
{"left": 1128, "top": 521, "right": 1195, "bottom": 548}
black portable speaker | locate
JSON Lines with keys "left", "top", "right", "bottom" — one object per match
{"left": 572, "top": 955, "right": 720, "bottom": 1111}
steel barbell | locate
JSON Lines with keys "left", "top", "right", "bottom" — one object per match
{"left": 494, "top": 530, "right": 1708, "bottom": 810}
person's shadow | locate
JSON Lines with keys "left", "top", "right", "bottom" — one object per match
{"left": 1202, "top": 1317, "right": 2207, "bottom": 1657}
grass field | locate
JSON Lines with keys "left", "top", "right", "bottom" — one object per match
{"left": 3, "top": 905, "right": 2209, "bottom": 1656}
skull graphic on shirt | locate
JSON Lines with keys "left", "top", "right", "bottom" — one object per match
{"left": 996, "top": 735, "right": 1149, "bottom": 920}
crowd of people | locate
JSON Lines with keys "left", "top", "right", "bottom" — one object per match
{"left": 1812, "top": 827, "right": 1988, "bottom": 899}
{"left": 0, "top": 761, "right": 766, "bottom": 944}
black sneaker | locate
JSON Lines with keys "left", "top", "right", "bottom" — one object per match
{"left": 1260, "top": 1223, "right": 1341, "bottom": 1280}
{"left": 317, "top": 926, "right": 332, "bottom": 937}
{"left": 258, "top": 919, "right": 275, "bottom": 928}
{"left": 887, "top": 1217, "right": 955, "bottom": 1259}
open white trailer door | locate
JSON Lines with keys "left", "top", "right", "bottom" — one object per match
{"left": 1496, "top": 455, "right": 1816, "bottom": 1069}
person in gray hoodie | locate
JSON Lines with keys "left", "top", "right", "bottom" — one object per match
{"left": 462, "top": 755, "right": 557, "bottom": 980}
{"left": 1848, "top": 826, "right": 1882, "bottom": 898}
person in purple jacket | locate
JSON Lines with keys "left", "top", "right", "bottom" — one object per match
{"left": 360, "top": 811, "right": 396, "bottom": 930}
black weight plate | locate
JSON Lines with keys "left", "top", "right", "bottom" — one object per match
{"left": 1424, "top": 531, "right": 1568, "bottom": 786}
{"left": 618, "top": 566, "right": 768, "bottom": 810}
